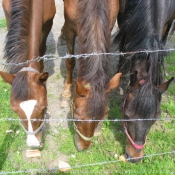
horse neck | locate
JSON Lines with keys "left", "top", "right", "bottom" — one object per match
{"left": 27, "top": 0, "right": 43, "bottom": 72}
{"left": 115, "top": 0, "right": 165, "bottom": 85}
{"left": 77, "top": 0, "right": 110, "bottom": 119}
{"left": 4, "top": 0, "right": 43, "bottom": 73}
{"left": 77, "top": 0, "right": 110, "bottom": 83}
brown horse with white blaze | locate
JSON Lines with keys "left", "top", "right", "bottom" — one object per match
{"left": 0, "top": 0, "right": 56, "bottom": 147}
{"left": 60, "top": 0, "right": 122, "bottom": 151}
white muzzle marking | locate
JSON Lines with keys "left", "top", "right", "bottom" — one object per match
{"left": 20, "top": 100, "right": 40, "bottom": 147}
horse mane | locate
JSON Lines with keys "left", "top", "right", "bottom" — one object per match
{"left": 4, "top": 0, "right": 31, "bottom": 74}
{"left": 117, "top": 0, "right": 129, "bottom": 27}
{"left": 128, "top": 82, "right": 162, "bottom": 119}
{"left": 77, "top": 0, "right": 110, "bottom": 119}
{"left": 114, "top": 0, "right": 166, "bottom": 117}
{"left": 114, "top": 0, "right": 164, "bottom": 85}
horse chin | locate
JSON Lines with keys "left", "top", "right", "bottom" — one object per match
{"left": 74, "top": 133, "right": 91, "bottom": 151}
{"left": 125, "top": 152, "right": 143, "bottom": 163}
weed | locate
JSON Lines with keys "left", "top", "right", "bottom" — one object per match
{"left": 0, "top": 18, "right": 6, "bottom": 28}
{"left": 57, "top": 73, "right": 62, "bottom": 79}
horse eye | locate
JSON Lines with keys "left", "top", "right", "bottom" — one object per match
{"left": 125, "top": 114, "right": 130, "bottom": 119}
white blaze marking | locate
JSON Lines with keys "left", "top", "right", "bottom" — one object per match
{"left": 20, "top": 100, "right": 40, "bottom": 147}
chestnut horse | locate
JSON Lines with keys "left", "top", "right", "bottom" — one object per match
{"left": 60, "top": 0, "right": 121, "bottom": 151}
{"left": 114, "top": 0, "right": 175, "bottom": 162}
{"left": 0, "top": 0, "right": 56, "bottom": 147}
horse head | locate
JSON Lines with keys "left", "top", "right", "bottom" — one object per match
{"left": 122, "top": 59, "right": 174, "bottom": 162}
{"left": 0, "top": 68, "right": 49, "bottom": 148}
{"left": 71, "top": 73, "right": 122, "bottom": 151}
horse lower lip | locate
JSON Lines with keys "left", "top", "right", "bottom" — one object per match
{"left": 74, "top": 133, "right": 83, "bottom": 151}
{"left": 125, "top": 152, "right": 143, "bottom": 163}
{"left": 125, "top": 152, "right": 131, "bottom": 160}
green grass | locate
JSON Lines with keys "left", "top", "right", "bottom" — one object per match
{"left": 164, "top": 51, "right": 175, "bottom": 96}
{"left": 56, "top": 73, "right": 62, "bottom": 79}
{"left": 0, "top": 53, "right": 175, "bottom": 174}
{"left": 162, "top": 98, "right": 175, "bottom": 117}
{"left": 0, "top": 18, "right": 6, "bottom": 28}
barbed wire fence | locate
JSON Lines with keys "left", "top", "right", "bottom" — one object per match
{"left": 1, "top": 48, "right": 175, "bottom": 78}
{"left": 0, "top": 117, "right": 175, "bottom": 122}
{"left": 0, "top": 49, "right": 175, "bottom": 174}
{"left": 0, "top": 151, "right": 175, "bottom": 175}
{"left": 1, "top": 48, "right": 175, "bottom": 67}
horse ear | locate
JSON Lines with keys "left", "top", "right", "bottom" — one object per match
{"left": 158, "top": 77, "right": 174, "bottom": 94}
{"left": 0, "top": 71, "right": 16, "bottom": 85}
{"left": 106, "top": 73, "right": 122, "bottom": 93}
{"left": 74, "top": 79, "right": 88, "bottom": 97}
{"left": 36, "top": 72, "right": 49, "bottom": 84}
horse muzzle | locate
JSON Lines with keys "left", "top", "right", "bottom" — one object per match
{"left": 125, "top": 152, "right": 143, "bottom": 163}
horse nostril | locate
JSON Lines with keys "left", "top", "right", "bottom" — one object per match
{"left": 74, "top": 133, "right": 84, "bottom": 151}
{"left": 125, "top": 152, "right": 143, "bottom": 163}
{"left": 74, "top": 133, "right": 91, "bottom": 151}
{"left": 125, "top": 152, "right": 131, "bottom": 161}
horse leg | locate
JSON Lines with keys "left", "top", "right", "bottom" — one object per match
{"left": 40, "top": 19, "right": 54, "bottom": 72}
{"left": 59, "top": 25, "right": 65, "bottom": 39}
{"left": 60, "top": 24, "right": 76, "bottom": 107}
{"left": 2, "top": 0, "right": 11, "bottom": 30}
{"left": 162, "top": 23, "right": 172, "bottom": 45}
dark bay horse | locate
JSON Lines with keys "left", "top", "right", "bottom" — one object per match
{"left": 60, "top": 0, "right": 122, "bottom": 151}
{"left": 0, "top": 0, "right": 56, "bottom": 147}
{"left": 114, "top": 0, "right": 175, "bottom": 162}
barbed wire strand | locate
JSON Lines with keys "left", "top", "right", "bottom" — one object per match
{"left": 0, "top": 117, "right": 175, "bottom": 122}
{"left": 0, "top": 150, "right": 174, "bottom": 175}
{"left": 0, "top": 48, "right": 175, "bottom": 67}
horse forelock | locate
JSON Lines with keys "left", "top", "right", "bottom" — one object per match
{"left": 128, "top": 81, "right": 161, "bottom": 119}
{"left": 12, "top": 72, "right": 29, "bottom": 101}
{"left": 4, "top": 0, "right": 31, "bottom": 73}
{"left": 79, "top": 56, "right": 109, "bottom": 120}
{"left": 77, "top": 0, "right": 110, "bottom": 119}
{"left": 86, "top": 75, "right": 108, "bottom": 120}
